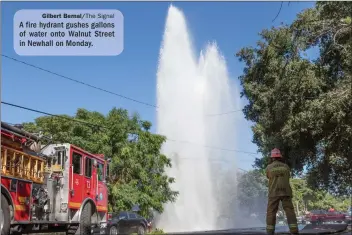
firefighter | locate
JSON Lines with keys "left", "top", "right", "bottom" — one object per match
{"left": 265, "top": 148, "right": 299, "bottom": 235}
{"left": 328, "top": 207, "right": 335, "bottom": 212}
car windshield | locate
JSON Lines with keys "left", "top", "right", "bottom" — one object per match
{"left": 118, "top": 212, "right": 128, "bottom": 220}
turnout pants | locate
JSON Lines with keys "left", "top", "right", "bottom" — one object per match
{"left": 266, "top": 196, "right": 298, "bottom": 234}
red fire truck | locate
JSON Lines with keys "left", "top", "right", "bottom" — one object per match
{"left": 0, "top": 122, "right": 109, "bottom": 235}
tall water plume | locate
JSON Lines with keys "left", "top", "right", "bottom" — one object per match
{"left": 156, "top": 5, "right": 238, "bottom": 232}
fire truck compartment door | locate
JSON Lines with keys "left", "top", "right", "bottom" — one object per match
{"left": 84, "top": 157, "right": 96, "bottom": 197}
{"left": 71, "top": 151, "right": 84, "bottom": 208}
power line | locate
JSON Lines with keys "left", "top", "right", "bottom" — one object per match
{"left": 175, "top": 155, "right": 258, "bottom": 162}
{"left": 166, "top": 138, "right": 258, "bottom": 155}
{"left": 206, "top": 109, "right": 243, "bottom": 117}
{"left": 2, "top": 54, "right": 158, "bottom": 108}
{"left": 238, "top": 168, "right": 249, "bottom": 173}
{"left": 2, "top": 101, "right": 104, "bottom": 129}
{"left": 272, "top": 2, "right": 283, "bottom": 22}
{"left": 2, "top": 54, "right": 243, "bottom": 117}
{"left": 2, "top": 101, "right": 259, "bottom": 155}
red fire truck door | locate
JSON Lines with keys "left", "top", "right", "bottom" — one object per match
{"left": 70, "top": 151, "right": 84, "bottom": 209}
{"left": 83, "top": 157, "right": 96, "bottom": 198}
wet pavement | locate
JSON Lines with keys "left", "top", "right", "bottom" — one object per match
{"left": 166, "top": 223, "right": 349, "bottom": 234}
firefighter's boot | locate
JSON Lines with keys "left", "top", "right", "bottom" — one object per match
{"left": 266, "top": 224, "right": 275, "bottom": 235}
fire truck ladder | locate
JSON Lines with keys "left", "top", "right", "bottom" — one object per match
{"left": 1, "top": 145, "right": 45, "bottom": 184}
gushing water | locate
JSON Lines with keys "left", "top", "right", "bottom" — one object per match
{"left": 156, "top": 5, "right": 238, "bottom": 232}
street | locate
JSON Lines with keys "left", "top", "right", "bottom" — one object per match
{"left": 164, "top": 224, "right": 350, "bottom": 235}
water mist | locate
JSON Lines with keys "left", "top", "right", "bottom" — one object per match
{"left": 156, "top": 5, "right": 238, "bottom": 232}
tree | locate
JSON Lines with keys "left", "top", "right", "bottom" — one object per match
{"left": 304, "top": 188, "right": 351, "bottom": 212}
{"left": 290, "top": 178, "right": 315, "bottom": 214}
{"left": 23, "top": 107, "right": 178, "bottom": 217}
{"left": 235, "top": 2, "right": 352, "bottom": 195}
{"left": 291, "top": 178, "right": 350, "bottom": 214}
{"left": 238, "top": 172, "right": 350, "bottom": 216}
{"left": 237, "top": 169, "right": 268, "bottom": 215}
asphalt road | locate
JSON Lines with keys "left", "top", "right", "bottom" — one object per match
{"left": 167, "top": 224, "right": 350, "bottom": 235}
{"left": 29, "top": 223, "right": 351, "bottom": 235}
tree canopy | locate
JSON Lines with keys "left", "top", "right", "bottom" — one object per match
{"left": 291, "top": 178, "right": 351, "bottom": 213}
{"left": 237, "top": 170, "right": 351, "bottom": 216}
{"left": 23, "top": 107, "right": 178, "bottom": 217}
{"left": 236, "top": 2, "right": 352, "bottom": 195}
{"left": 237, "top": 169, "right": 268, "bottom": 215}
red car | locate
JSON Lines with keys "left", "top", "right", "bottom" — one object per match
{"left": 306, "top": 210, "right": 346, "bottom": 225}
{"left": 345, "top": 211, "right": 352, "bottom": 224}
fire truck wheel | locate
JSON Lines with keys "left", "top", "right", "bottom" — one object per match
{"left": 1, "top": 194, "right": 11, "bottom": 235}
{"left": 79, "top": 203, "right": 92, "bottom": 235}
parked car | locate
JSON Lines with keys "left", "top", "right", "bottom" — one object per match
{"left": 305, "top": 210, "right": 346, "bottom": 225}
{"left": 100, "top": 211, "right": 149, "bottom": 235}
{"left": 146, "top": 216, "right": 154, "bottom": 232}
{"left": 276, "top": 211, "right": 287, "bottom": 225}
{"left": 296, "top": 216, "right": 306, "bottom": 225}
{"left": 345, "top": 210, "right": 351, "bottom": 224}
{"left": 325, "top": 211, "right": 346, "bottom": 223}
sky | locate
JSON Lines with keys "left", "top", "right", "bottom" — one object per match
{"left": 1, "top": 1, "right": 315, "bottom": 171}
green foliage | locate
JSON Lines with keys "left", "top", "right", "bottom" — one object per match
{"left": 291, "top": 178, "right": 316, "bottom": 214}
{"left": 134, "top": 228, "right": 165, "bottom": 235}
{"left": 237, "top": 171, "right": 350, "bottom": 215}
{"left": 148, "top": 228, "right": 165, "bottom": 234}
{"left": 235, "top": 2, "right": 352, "bottom": 195}
{"left": 23, "top": 107, "right": 178, "bottom": 217}
{"left": 237, "top": 169, "right": 268, "bottom": 214}
{"left": 307, "top": 191, "right": 350, "bottom": 212}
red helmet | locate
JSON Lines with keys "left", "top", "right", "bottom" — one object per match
{"left": 271, "top": 148, "right": 282, "bottom": 158}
